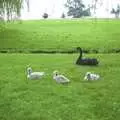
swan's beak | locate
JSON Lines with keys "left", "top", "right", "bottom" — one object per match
{"left": 86, "top": 72, "right": 91, "bottom": 75}
{"left": 53, "top": 70, "right": 59, "bottom": 76}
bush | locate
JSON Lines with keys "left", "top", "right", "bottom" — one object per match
{"left": 42, "top": 13, "right": 48, "bottom": 19}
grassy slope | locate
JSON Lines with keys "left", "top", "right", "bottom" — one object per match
{"left": 0, "top": 53, "right": 120, "bottom": 120}
{"left": 1, "top": 19, "right": 120, "bottom": 52}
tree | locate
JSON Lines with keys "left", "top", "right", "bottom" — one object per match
{"left": 111, "top": 4, "right": 120, "bottom": 18}
{"left": 90, "top": 0, "right": 103, "bottom": 17}
{"left": 92, "top": 0, "right": 98, "bottom": 16}
{"left": 0, "top": 0, "right": 29, "bottom": 21}
{"left": 42, "top": 13, "right": 48, "bottom": 19}
{"left": 83, "top": 7, "right": 91, "bottom": 16}
{"left": 65, "top": 0, "right": 91, "bottom": 18}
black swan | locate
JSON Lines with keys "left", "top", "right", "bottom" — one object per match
{"left": 76, "top": 47, "right": 99, "bottom": 65}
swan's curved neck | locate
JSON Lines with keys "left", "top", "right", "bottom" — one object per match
{"left": 78, "top": 47, "right": 82, "bottom": 60}
{"left": 27, "top": 67, "right": 32, "bottom": 75}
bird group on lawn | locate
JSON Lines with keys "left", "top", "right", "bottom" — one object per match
{"left": 26, "top": 47, "right": 100, "bottom": 83}
{"left": 27, "top": 67, "right": 70, "bottom": 83}
{"left": 26, "top": 67, "right": 100, "bottom": 83}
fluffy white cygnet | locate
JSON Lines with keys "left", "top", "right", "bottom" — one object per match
{"left": 84, "top": 72, "right": 100, "bottom": 81}
{"left": 53, "top": 70, "right": 70, "bottom": 84}
{"left": 27, "top": 67, "right": 45, "bottom": 80}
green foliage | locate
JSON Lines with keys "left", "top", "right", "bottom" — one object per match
{"left": 0, "top": 53, "right": 120, "bottom": 120}
{"left": 65, "top": 0, "right": 91, "bottom": 18}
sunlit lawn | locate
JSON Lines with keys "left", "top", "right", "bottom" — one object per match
{"left": 0, "top": 19, "right": 120, "bottom": 120}
{"left": 1, "top": 19, "right": 120, "bottom": 53}
{"left": 0, "top": 53, "right": 120, "bottom": 120}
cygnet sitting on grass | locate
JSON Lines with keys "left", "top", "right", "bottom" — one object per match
{"left": 53, "top": 70, "right": 70, "bottom": 84}
{"left": 27, "top": 67, "right": 45, "bottom": 80}
{"left": 84, "top": 72, "right": 100, "bottom": 81}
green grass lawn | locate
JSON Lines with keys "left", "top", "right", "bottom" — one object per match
{"left": 0, "top": 19, "right": 120, "bottom": 119}
{"left": 1, "top": 19, "right": 120, "bottom": 53}
{"left": 0, "top": 53, "right": 120, "bottom": 120}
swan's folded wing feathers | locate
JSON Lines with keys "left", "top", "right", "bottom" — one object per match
{"left": 84, "top": 76, "right": 87, "bottom": 80}
{"left": 31, "top": 72, "right": 45, "bottom": 76}
{"left": 59, "top": 75, "right": 70, "bottom": 82}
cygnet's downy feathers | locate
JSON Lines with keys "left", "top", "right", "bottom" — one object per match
{"left": 27, "top": 67, "right": 45, "bottom": 80}
{"left": 53, "top": 70, "right": 70, "bottom": 83}
{"left": 84, "top": 72, "right": 100, "bottom": 81}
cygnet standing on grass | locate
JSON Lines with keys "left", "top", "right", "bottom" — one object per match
{"left": 84, "top": 72, "right": 100, "bottom": 81}
{"left": 27, "top": 67, "right": 45, "bottom": 80}
{"left": 53, "top": 71, "right": 70, "bottom": 84}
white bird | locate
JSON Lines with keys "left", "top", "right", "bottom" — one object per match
{"left": 53, "top": 70, "right": 70, "bottom": 84}
{"left": 84, "top": 72, "right": 100, "bottom": 81}
{"left": 27, "top": 67, "right": 45, "bottom": 80}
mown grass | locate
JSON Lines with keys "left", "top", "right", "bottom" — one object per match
{"left": 1, "top": 19, "right": 120, "bottom": 53}
{"left": 0, "top": 53, "right": 120, "bottom": 120}
{"left": 0, "top": 19, "right": 120, "bottom": 119}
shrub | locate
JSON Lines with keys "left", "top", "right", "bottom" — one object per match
{"left": 42, "top": 13, "right": 48, "bottom": 19}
